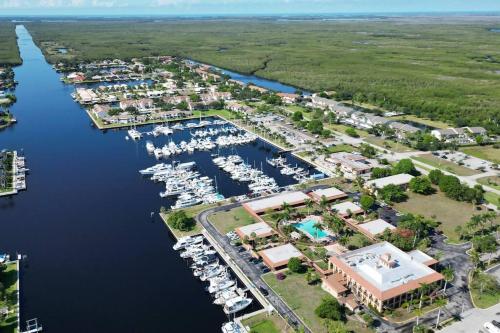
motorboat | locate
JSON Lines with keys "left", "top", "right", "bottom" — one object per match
{"left": 223, "top": 296, "right": 252, "bottom": 315}
{"left": 173, "top": 235, "right": 204, "bottom": 251}
{"left": 221, "top": 322, "right": 243, "bottom": 333}
{"left": 145, "top": 141, "right": 155, "bottom": 153}
{"left": 200, "top": 265, "right": 226, "bottom": 281}
{"left": 214, "top": 289, "right": 238, "bottom": 305}
{"left": 208, "top": 279, "right": 235, "bottom": 294}
{"left": 127, "top": 129, "right": 142, "bottom": 140}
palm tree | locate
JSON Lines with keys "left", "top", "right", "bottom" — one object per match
{"left": 442, "top": 266, "right": 454, "bottom": 294}
{"left": 470, "top": 249, "right": 480, "bottom": 269}
{"left": 414, "top": 308, "right": 423, "bottom": 327}
{"left": 434, "top": 298, "right": 447, "bottom": 329}
{"left": 313, "top": 222, "right": 324, "bottom": 239}
{"left": 282, "top": 201, "right": 292, "bottom": 215}
{"left": 418, "top": 283, "right": 430, "bottom": 310}
{"left": 319, "top": 195, "right": 329, "bottom": 211}
{"left": 304, "top": 198, "right": 314, "bottom": 216}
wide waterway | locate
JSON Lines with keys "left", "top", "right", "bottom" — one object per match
{"left": 0, "top": 25, "right": 314, "bottom": 332}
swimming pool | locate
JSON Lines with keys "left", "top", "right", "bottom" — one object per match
{"left": 294, "top": 219, "right": 328, "bottom": 239}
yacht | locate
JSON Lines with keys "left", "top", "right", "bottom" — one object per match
{"left": 172, "top": 235, "right": 204, "bottom": 251}
{"left": 145, "top": 141, "right": 155, "bottom": 153}
{"left": 127, "top": 129, "right": 142, "bottom": 140}
{"left": 172, "top": 123, "right": 185, "bottom": 131}
{"left": 223, "top": 296, "right": 252, "bottom": 315}
{"left": 214, "top": 288, "right": 238, "bottom": 305}
{"left": 208, "top": 279, "right": 236, "bottom": 294}
{"left": 139, "top": 163, "right": 171, "bottom": 175}
{"left": 200, "top": 265, "right": 226, "bottom": 281}
{"left": 221, "top": 322, "right": 243, "bottom": 333}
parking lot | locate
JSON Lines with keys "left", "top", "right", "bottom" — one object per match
{"left": 436, "top": 150, "right": 496, "bottom": 172}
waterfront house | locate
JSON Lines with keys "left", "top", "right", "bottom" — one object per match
{"left": 248, "top": 85, "right": 268, "bottom": 94}
{"left": 225, "top": 101, "right": 254, "bottom": 114}
{"left": 277, "top": 93, "right": 300, "bottom": 104}
{"left": 327, "top": 242, "right": 443, "bottom": 312}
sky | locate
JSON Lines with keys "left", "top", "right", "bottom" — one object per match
{"left": 1, "top": 0, "right": 500, "bottom": 16}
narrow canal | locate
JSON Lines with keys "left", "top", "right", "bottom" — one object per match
{"left": 1, "top": 26, "right": 314, "bottom": 332}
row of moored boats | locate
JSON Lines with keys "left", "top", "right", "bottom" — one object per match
{"left": 139, "top": 161, "right": 225, "bottom": 209}
{"left": 173, "top": 235, "right": 252, "bottom": 332}
{"left": 213, "top": 155, "right": 280, "bottom": 195}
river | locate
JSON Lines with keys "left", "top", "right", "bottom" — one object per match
{"left": 0, "top": 25, "right": 312, "bottom": 332}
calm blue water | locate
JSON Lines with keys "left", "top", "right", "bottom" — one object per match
{"left": 294, "top": 219, "right": 327, "bottom": 239}
{"left": 0, "top": 25, "right": 314, "bottom": 332}
{"left": 189, "top": 60, "right": 310, "bottom": 95}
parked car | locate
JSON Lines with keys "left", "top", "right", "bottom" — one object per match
{"left": 259, "top": 286, "right": 269, "bottom": 296}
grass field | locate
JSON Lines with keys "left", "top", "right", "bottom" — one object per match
{"left": 388, "top": 114, "right": 451, "bottom": 129}
{"left": 364, "top": 136, "right": 414, "bottom": 153}
{"left": 477, "top": 176, "right": 500, "bottom": 191}
{"left": 0, "top": 262, "right": 19, "bottom": 333}
{"left": 0, "top": 23, "right": 21, "bottom": 65}
{"left": 207, "top": 206, "right": 257, "bottom": 234}
{"left": 24, "top": 18, "right": 500, "bottom": 134}
{"left": 393, "top": 190, "right": 499, "bottom": 243}
{"left": 262, "top": 272, "right": 372, "bottom": 333}
{"left": 470, "top": 272, "right": 500, "bottom": 309}
{"left": 460, "top": 146, "right": 500, "bottom": 164}
{"left": 241, "top": 312, "right": 293, "bottom": 333}
{"left": 412, "top": 154, "right": 480, "bottom": 176}
{"left": 160, "top": 203, "right": 218, "bottom": 238}
{"left": 484, "top": 192, "right": 500, "bottom": 208}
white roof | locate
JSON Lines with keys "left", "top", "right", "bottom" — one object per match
{"left": 365, "top": 173, "right": 414, "bottom": 189}
{"left": 236, "top": 222, "right": 274, "bottom": 237}
{"left": 260, "top": 243, "right": 303, "bottom": 264}
{"left": 245, "top": 191, "right": 309, "bottom": 212}
{"left": 331, "top": 201, "right": 363, "bottom": 215}
{"left": 407, "top": 249, "right": 435, "bottom": 265}
{"left": 311, "top": 187, "right": 346, "bottom": 199}
{"left": 358, "top": 219, "right": 395, "bottom": 236}
{"left": 338, "top": 242, "right": 436, "bottom": 292}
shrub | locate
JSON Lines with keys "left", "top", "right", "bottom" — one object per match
{"left": 315, "top": 297, "right": 345, "bottom": 321}
{"left": 287, "top": 257, "right": 305, "bottom": 273}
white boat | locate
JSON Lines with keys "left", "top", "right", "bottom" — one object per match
{"left": 200, "top": 265, "right": 226, "bottom": 281}
{"left": 223, "top": 296, "right": 253, "bottom": 315}
{"left": 221, "top": 322, "right": 243, "bottom": 333}
{"left": 214, "top": 289, "right": 238, "bottom": 305}
{"left": 139, "top": 163, "right": 171, "bottom": 175}
{"left": 127, "top": 129, "right": 142, "bottom": 140}
{"left": 208, "top": 279, "right": 235, "bottom": 294}
{"left": 146, "top": 141, "right": 155, "bottom": 153}
{"left": 173, "top": 235, "right": 204, "bottom": 251}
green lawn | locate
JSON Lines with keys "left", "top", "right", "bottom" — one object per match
{"left": 262, "top": 272, "right": 372, "bottom": 333}
{"left": 388, "top": 114, "right": 451, "bottom": 129}
{"left": 364, "top": 136, "right": 414, "bottom": 153}
{"left": 470, "top": 272, "right": 500, "bottom": 309}
{"left": 477, "top": 176, "right": 500, "bottom": 191}
{"left": 241, "top": 312, "right": 293, "bottom": 333}
{"left": 461, "top": 146, "right": 500, "bottom": 164}
{"left": 326, "top": 144, "right": 357, "bottom": 154}
{"left": 207, "top": 206, "right": 257, "bottom": 234}
{"left": 0, "top": 262, "right": 19, "bottom": 333}
{"left": 393, "top": 190, "right": 499, "bottom": 243}
{"left": 484, "top": 191, "right": 500, "bottom": 208}
{"left": 412, "top": 154, "right": 480, "bottom": 176}
{"left": 160, "top": 203, "right": 218, "bottom": 238}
